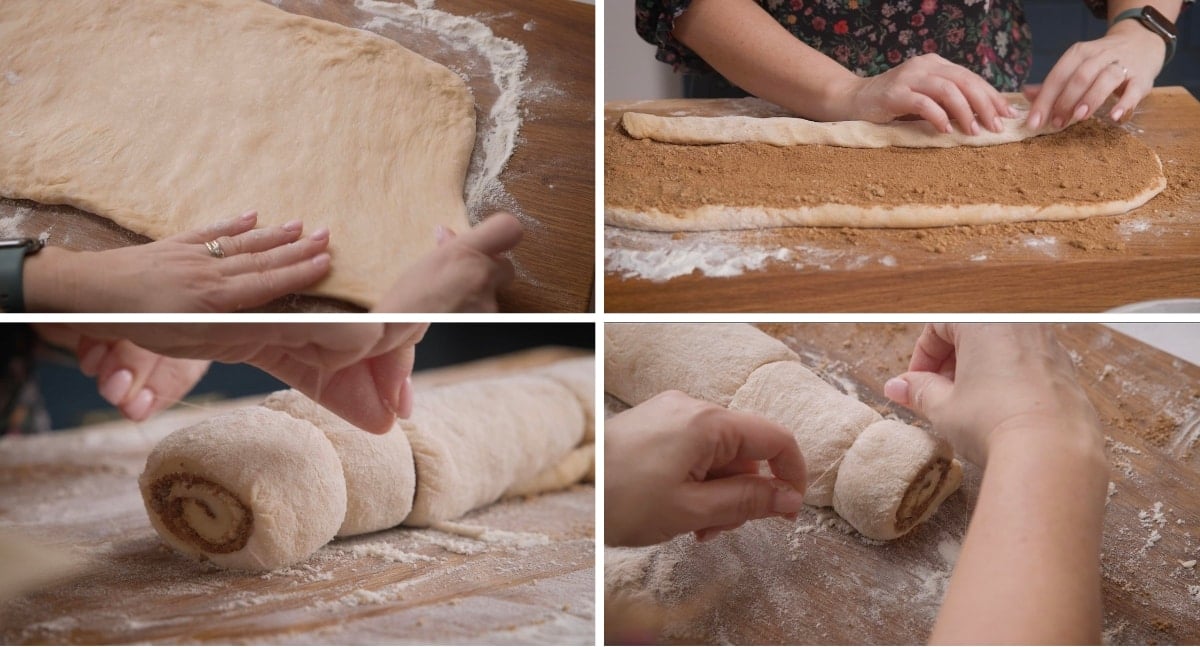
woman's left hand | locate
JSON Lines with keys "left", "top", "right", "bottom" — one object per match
{"left": 1024, "top": 20, "right": 1165, "bottom": 129}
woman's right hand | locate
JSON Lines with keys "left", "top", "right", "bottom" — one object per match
{"left": 883, "top": 323, "right": 1103, "bottom": 467}
{"left": 24, "top": 211, "right": 330, "bottom": 312}
{"left": 833, "top": 54, "right": 1016, "bottom": 135}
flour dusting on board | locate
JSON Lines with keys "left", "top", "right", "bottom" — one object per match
{"left": 353, "top": 0, "right": 528, "bottom": 221}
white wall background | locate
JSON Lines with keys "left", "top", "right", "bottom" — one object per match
{"left": 604, "top": 1, "right": 680, "bottom": 100}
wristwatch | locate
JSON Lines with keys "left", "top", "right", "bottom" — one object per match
{"left": 1111, "top": 6, "right": 1178, "bottom": 65}
{"left": 0, "top": 237, "right": 45, "bottom": 313}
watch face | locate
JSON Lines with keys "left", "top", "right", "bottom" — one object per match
{"left": 1142, "top": 6, "right": 1178, "bottom": 38}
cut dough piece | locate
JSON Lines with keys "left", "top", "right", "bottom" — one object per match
{"left": 536, "top": 356, "right": 597, "bottom": 442}
{"left": 832, "top": 420, "right": 963, "bottom": 541}
{"left": 261, "top": 389, "right": 414, "bottom": 537}
{"left": 605, "top": 323, "right": 798, "bottom": 407}
{"left": 622, "top": 108, "right": 1062, "bottom": 148}
{"left": 728, "top": 361, "right": 881, "bottom": 506}
{"left": 505, "top": 444, "right": 595, "bottom": 498}
{"left": 404, "top": 374, "right": 586, "bottom": 526}
{"left": 0, "top": 0, "right": 474, "bottom": 307}
{"left": 138, "top": 407, "right": 346, "bottom": 571}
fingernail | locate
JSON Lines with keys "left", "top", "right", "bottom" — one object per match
{"left": 434, "top": 225, "right": 451, "bottom": 244}
{"left": 124, "top": 388, "right": 155, "bottom": 421}
{"left": 99, "top": 369, "right": 133, "bottom": 405}
{"left": 943, "top": 123, "right": 953, "bottom": 134}
{"left": 969, "top": 120, "right": 979, "bottom": 136}
{"left": 771, "top": 488, "right": 807, "bottom": 515}
{"left": 1111, "top": 108, "right": 1124, "bottom": 122}
{"left": 1028, "top": 112, "right": 1042, "bottom": 129}
{"left": 78, "top": 345, "right": 106, "bottom": 376}
{"left": 884, "top": 377, "right": 910, "bottom": 404}
{"left": 992, "top": 116, "right": 1003, "bottom": 132}
{"left": 1073, "top": 104, "right": 1088, "bottom": 122}
{"left": 311, "top": 253, "right": 330, "bottom": 267}
{"left": 239, "top": 211, "right": 257, "bottom": 222}
{"left": 282, "top": 219, "right": 302, "bottom": 232}
{"left": 396, "top": 376, "right": 414, "bottom": 419}
{"left": 309, "top": 227, "right": 329, "bottom": 241}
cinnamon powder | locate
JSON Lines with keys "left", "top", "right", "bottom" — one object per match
{"left": 605, "top": 119, "right": 1163, "bottom": 216}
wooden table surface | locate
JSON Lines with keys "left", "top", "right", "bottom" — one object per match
{"left": 604, "top": 88, "right": 1200, "bottom": 312}
{"left": 0, "top": 0, "right": 594, "bottom": 313}
{"left": 0, "top": 350, "right": 595, "bottom": 644}
{"left": 604, "top": 323, "right": 1200, "bottom": 644}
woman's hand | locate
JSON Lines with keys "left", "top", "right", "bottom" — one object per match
{"left": 24, "top": 211, "right": 331, "bottom": 312}
{"left": 75, "top": 337, "right": 211, "bottom": 422}
{"left": 882, "top": 323, "right": 1103, "bottom": 467}
{"left": 1025, "top": 21, "right": 1165, "bottom": 129}
{"left": 58, "top": 323, "right": 428, "bottom": 433}
{"left": 375, "top": 212, "right": 522, "bottom": 313}
{"left": 834, "top": 54, "right": 1015, "bottom": 135}
{"left": 605, "top": 391, "right": 807, "bottom": 547}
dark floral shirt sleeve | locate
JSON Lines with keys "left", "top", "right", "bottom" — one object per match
{"left": 637, "top": 0, "right": 1030, "bottom": 92}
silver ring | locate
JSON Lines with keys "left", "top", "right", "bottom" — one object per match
{"left": 1110, "top": 60, "right": 1128, "bottom": 77}
{"left": 204, "top": 240, "right": 225, "bottom": 258}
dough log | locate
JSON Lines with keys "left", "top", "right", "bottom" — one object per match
{"left": 262, "top": 389, "right": 415, "bottom": 537}
{"left": 605, "top": 323, "right": 798, "bottom": 408}
{"left": 138, "top": 407, "right": 347, "bottom": 571}
{"left": 140, "top": 355, "right": 595, "bottom": 570}
{"left": 605, "top": 323, "right": 961, "bottom": 540}
{"left": 404, "top": 373, "right": 586, "bottom": 526}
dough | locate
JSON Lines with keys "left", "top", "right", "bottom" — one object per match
{"left": 622, "top": 107, "right": 1061, "bottom": 148}
{"left": 404, "top": 373, "right": 586, "bottom": 526}
{"left": 505, "top": 444, "right": 595, "bottom": 498}
{"left": 536, "top": 356, "right": 596, "bottom": 442}
{"left": 728, "top": 361, "right": 880, "bottom": 506}
{"left": 605, "top": 323, "right": 798, "bottom": 408}
{"left": 261, "top": 389, "right": 415, "bottom": 537}
{"left": 606, "top": 323, "right": 962, "bottom": 540}
{"left": 0, "top": 0, "right": 474, "bottom": 307}
{"left": 832, "top": 420, "right": 963, "bottom": 540}
{"left": 138, "top": 407, "right": 346, "bottom": 571}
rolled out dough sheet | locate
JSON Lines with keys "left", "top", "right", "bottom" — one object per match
{"left": 0, "top": 0, "right": 475, "bottom": 307}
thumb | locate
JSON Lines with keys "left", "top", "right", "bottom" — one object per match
{"left": 677, "top": 475, "right": 806, "bottom": 533}
{"left": 884, "top": 371, "right": 953, "bottom": 420}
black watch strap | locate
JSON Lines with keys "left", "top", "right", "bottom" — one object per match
{"left": 1111, "top": 6, "right": 1178, "bottom": 65}
{"left": 0, "top": 238, "right": 44, "bottom": 313}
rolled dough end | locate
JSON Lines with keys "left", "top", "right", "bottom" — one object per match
{"left": 832, "top": 419, "right": 960, "bottom": 541}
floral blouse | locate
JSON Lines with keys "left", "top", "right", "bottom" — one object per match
{"left": 636, "top": 0, "right": 1115, "bottom": 92}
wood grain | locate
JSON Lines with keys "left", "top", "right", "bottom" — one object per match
{"left": 604, "top": 323, "right": 1200, "bottom": 645}
{"left": 604, "top": 88, "right": 1200, "bottom": 312}
{"left": 0, "top": 349, "right": 595, "bottom": 644}
{"left": 0, "top": 0, "right": 594, "bottom": 313}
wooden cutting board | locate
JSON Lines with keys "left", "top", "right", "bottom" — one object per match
{"left": 604, "top": 88, "right": 1200, "bottom": 312}
{"left": 0, "top": 349, "right": 595, "bottom": 644}
{"left": 0, "top": 0, "right": 594, "bottom": 313}
{"left": 605, "top": 323, "right": 1200, "bottom": 645}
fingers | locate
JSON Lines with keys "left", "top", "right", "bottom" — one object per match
{"left": 884, "top": 371, "right": 954, "bottom": 422}
{"left": 1049, "top": 57, "right": 1127, "bottom": 127}
{"left": 212, "top": 219, "right": 304, "bottom": 256}
{"left": 220, "top": 228, "right": 329, "bottom": 274}
{"left": 171, "top": 211, "right": 258, "bottom": 244}
{"left": 217, "top": 252, "right": 331, "bottom": 309}
{"left": 676, "top": 475, "right": 808, "bottom": 537}
{"left": 454, "top": 212, "right": 524, "bottom": 256}
{"left": 907, "top": 323, "right": 958, "bottom": 374}
{"left": 701, "top": 408, "right": 807, "bottom": 491}
{"left": 1108, "top": 78, "right": 1151, "bottom": 122}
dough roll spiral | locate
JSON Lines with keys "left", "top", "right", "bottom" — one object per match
{"left": 605, "top": 324, "right": 961, "bottom": 540}
{"left": 139, "top": 407, "right": 347, "bottom": 571}
{"left": 140, "top": 355, "right": 594, "bottom": 570}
